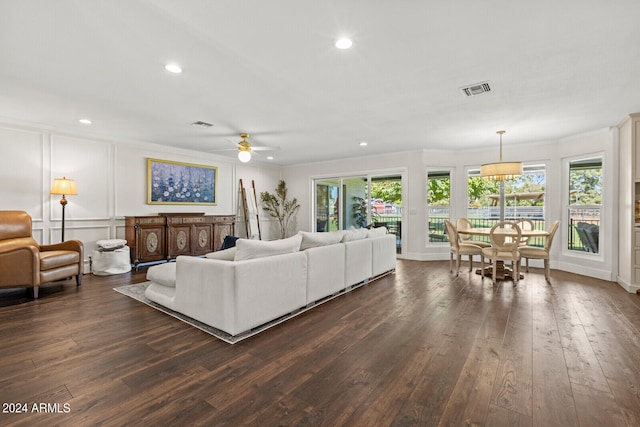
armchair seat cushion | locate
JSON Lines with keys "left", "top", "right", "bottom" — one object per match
{"left": 40, "top": 250, "right": 80, "bottom": 270}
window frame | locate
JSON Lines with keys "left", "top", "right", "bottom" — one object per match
{"left": 426, "top": 167, "right": 454, "bottom": 245}
{"left": 562, "top": 153, "right": 604, "bottom": 258}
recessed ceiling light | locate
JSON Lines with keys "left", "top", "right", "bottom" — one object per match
{"left": 335, "top": 38, "right": 353, "bottom": 49}
{"left": 165, "top": 63, "right": 182, "bottom": 73}
{"left": 359, "top": 141, "right": 368, "bottom": 146}
{"left": 267, "top": 156, "right": 274, "bottom": 160}
{"left": 78, "top": 119, "right": 92, "bottom": 125}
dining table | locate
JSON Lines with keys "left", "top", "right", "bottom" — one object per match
{"left": 457, "top": 226, "right": 550, "bottom": 280}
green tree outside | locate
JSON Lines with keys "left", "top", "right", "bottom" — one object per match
{"left": 371, "top": 180, "right": 402, "bottom": 206}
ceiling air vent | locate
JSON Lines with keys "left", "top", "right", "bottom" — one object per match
{"left": 460, "top": 81, "right": 491, "bottom": 97}
{"left": 191, "top": 121, "right": 214, "bottom": 128}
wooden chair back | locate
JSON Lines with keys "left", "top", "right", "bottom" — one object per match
{"left": 489, "top": 221, "right": 522, "bottom": 252}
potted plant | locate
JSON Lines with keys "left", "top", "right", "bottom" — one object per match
{"left": 260, "top": 180, "right": 301, "bottom": 239}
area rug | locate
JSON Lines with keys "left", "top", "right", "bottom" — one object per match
{"left": 114, "top": 275, "right": 390, "bottom": 344}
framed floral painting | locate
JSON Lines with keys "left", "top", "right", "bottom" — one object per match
{"left": 147, "top": 158, "right": 217, "bottom": 205}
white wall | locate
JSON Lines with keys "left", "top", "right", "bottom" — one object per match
{"left": 234, "top": 163, "right": 284, "bottom": 241}
{"left": 0, "top": 123, "right": 282, "bottom": 271}
{"left": 283, "top": 127, "right": 618, "bottom": 281}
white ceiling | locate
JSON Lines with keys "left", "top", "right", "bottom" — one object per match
{"left": 1, "top": 0, "right": 639, "bottom": 165}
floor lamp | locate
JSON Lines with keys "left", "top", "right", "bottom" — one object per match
{"left": 480, "top": 130, "right": 522, "bottom": 221}
{"left": 51, "top": 176, "right": 77, "bottom": 242}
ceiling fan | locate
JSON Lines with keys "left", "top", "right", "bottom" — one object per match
{"left": 212, "top": 133, "right": 278, "bottom": 163}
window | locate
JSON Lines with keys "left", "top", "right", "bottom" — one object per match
{"left": 427, "top": 170, "right": 451, "bottom": 243}
{"left": 567, "top": 157, "right": 602, "bottom": 254}
{"left": 467, "top": 164, "right": 546, "bottom": 246}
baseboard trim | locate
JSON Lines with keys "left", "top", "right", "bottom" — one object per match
{"left": 616, "top": 276, "right": 640, "bottom": 294}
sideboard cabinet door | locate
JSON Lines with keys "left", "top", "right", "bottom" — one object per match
{"left": 125, "top": 216, "right": 167, "bottom": 266}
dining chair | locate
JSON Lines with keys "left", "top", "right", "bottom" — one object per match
{"left": 480, "top": 221, "right": 522, "bottom": 284}
{"left": 444, "top": 220, "right": 483, "bottom": 276}
{"left": 456, "top": 218, "right": 491, "bottom": 248}
{"left": 515, "top": 218, "right": 534, "bottom": 247}
{"left": 519, "top": 220, "right": 560, "bottom": 282}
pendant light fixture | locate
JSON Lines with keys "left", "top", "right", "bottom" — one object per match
{"left": 480, "top": 130, "right": 523, "bottom": 221}
{"left": 480, "top": 130, "right": 523, "bottom": 180}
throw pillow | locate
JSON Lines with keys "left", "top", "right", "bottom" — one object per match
{"left": 298, "top": 230, "right": 345, "bottom": 250}
{"left": 367, "top": 226, "right": 387, "bottom": 238}
{"left": 234, "top": 234, "right": 303, "bottom": 261}
{"left": 220, "top": 235, "right": 239, "bottom": 250}
{"left": 205, "top": 247, "right": 237, "bottom": 261}
{"left": 341, "top": 227, "right": 369, "bottom": 242}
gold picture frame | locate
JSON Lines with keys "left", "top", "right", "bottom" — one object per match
{"left": 147, "top": 158, "right": 217, "bottom": 205}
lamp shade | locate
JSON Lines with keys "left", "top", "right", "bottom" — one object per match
{"left": 480, "top": 162, "right": 523, "bottom": 181}
{"left": 51, "top": 177, "right": 77, "bottom": 195}
{"left": 480, "top": 130, "right": 522, "bottom": 181}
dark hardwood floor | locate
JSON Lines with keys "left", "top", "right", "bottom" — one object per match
{"left": 1, "top": 260, "right": 639, "bottom": 426}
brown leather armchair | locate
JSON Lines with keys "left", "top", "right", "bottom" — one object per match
{"left": 0, "top": 210, "right": 83, "bottom": 298}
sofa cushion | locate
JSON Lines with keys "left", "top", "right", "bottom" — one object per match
{"left": 234, "top": 234, "right": 303, "bottom": 261}
{"left": 298, "top": 230, "right": 344, "bottom": 250}
{"left": 341, "top": 227, "right": 369, "bottom": 242}
{"left": 146, "top": 262, "right": 177, "bottom": 287}
{"left": 367, "top": 226, "right": 388, "bottom": 238}
{"left": 205, "top": 247, "right": 236, "bottom": 261}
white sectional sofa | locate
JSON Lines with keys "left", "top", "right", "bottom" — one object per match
{"left": 144, "top": 227, "right": 395, "bottom": 337}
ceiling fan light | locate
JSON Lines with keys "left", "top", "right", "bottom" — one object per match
{"left": 238, "top": 150, "right": 251, "bottom": 163}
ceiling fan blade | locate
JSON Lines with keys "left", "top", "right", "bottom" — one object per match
{"left": 208, "top": 148, "right": 237, "bottom": 152}
{"left": 224, "top": 137, "right": 240, "bottom": 146}
{"left": 215, "top": 130, "right": 284, "bottom": 138}
{"left": 208, "top": 137, "right": 244, "bottom": 152}
{"left": 251, "top": 146, "right": 280, "bottom": 152}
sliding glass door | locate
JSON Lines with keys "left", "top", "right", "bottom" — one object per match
{"left": 314, "top": 173, "right": 403, "bottom": 254}
{"left": 341, "top": 176, "right": 369, "bottom": 229}
{"left": 315, "top": 179, "right": 339, "bottom": 232}
{"left": 370, "top": 175, "right": 402, "bottom": 253}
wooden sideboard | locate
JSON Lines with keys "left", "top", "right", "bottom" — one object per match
{"left": 125, "top": 213, "right": 235, "bottom": 267}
